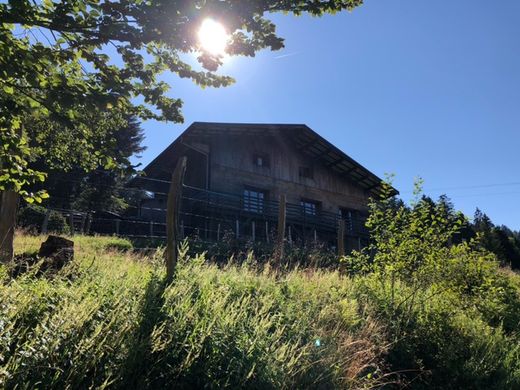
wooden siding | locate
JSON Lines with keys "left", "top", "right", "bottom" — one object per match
{"left": 183, "top": 133, "right": 370, "bottom": 215}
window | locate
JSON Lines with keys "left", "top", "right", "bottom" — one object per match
{"left": 253, "top": 153, "right": 270, "bottom": 168}
{"left": 340, "top": 208, "right": 355, "bottom": 232}
{"left": 301, "top": 200, "right": 319, "bottom": 216}
{"left": 299, "top": 166, "right": 313, "bottom": 179}
{"left": 243, "top": 189, "right": 266, "bottom": 213}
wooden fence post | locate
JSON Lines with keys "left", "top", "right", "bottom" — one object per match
{"left": 0, "top": 191, "right": 19, "bottom": 263}
{"left": 85, "top": 213, "right": 92, "bottom": 235}
{"left": 41, "top": 209, "right": 51, "bottom": 235}
{"left": 69, "top": 213, "right": 75, "bottom": 236}
{"left": 80, "top": 214, "right": 87, "bottom": 234}
{"left": 338, "top": 218, "right": 345, "bottom": 257}
{"left": 165, "top": 156, "right": 187, "bottom": 280}
{"left": 265, "top": 221, "right": 269, "bottom": 243}
{"left": 149, "top": 221, "right": 154, "bottom": 237}
{"left": 275, "top": 194, "right": 286, "bottom": 261}
{"left": 252, "top": 221, "right": 256, "bottom": 242}
{"left": 235, "top": 219, "right": 239, "bottom": 239}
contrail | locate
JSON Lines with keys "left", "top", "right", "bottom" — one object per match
{"left": 273, "top": 51, "right": 301, "bottom": 59}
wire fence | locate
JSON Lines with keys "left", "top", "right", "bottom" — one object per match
{"left": 16, "top": 176, "right": 370, "bottom": 256}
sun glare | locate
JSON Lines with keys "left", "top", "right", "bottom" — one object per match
{"left": 198, "top": 18, "right": 229, "bottom": 56}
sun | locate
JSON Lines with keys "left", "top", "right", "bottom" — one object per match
{"left": 198, "top": 18, "right": 229, "bottom": 56}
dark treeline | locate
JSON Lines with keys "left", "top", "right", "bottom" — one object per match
{"left": 28, "top": 115, "right": 146, "bottom": 214}
{"left": 472, "top": 208, "right": 520, "bottom": 269}
{"left": 411, "top": 195, "right": 520, "bottom": 269}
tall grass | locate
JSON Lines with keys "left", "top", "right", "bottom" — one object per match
{"left": 1, "top": 234, "right": 387, "bottom": 389}
{"left": 2, "top": 233, "right": 519, "bottom": 388}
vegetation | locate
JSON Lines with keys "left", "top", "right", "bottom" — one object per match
{"left": 472, "top": 208, "right": 520, "bottom": 269}
{"left": 17, "top": 204, "right": 70, "bottom": 235}
{"left": 1, "top": 0, "right": 363, "bottom": 196}
{"left": 2, "top": 235, "right": 388, "bottom": 389}
{"left": 343, "top": 180, "right": 520, "bottom": 388}
{"left": 2, "top": 181, "right": 520, "bottom": 388}
{"left": 1, "top": 0, "right": 364, "bottom": 263}
{"left": 29, "top": 115, "right": 147, "bottom": 213}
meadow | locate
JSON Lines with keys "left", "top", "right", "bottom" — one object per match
{"left": 1, "top": 232, "right": 519, "bottom": 389}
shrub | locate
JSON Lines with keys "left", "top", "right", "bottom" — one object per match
{"left": 346, "top": 179, "right": 520, "bottom": 388}
{"left": 103, "top": 236, "right": 134, "bottom": 252}
{"left": 17, "top": 205, "right": 69, "bottom": 234}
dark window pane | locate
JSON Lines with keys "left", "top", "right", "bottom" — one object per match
{"left": 244, "top": 189, "right": 265, "bottom": 213}
{"left": 299, "top": 166, "right": 313, "bottom": 179}
{"left": 301, "top": 200, "right": 318, "bottom": 216}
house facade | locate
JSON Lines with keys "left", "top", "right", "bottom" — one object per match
{"left": 130, "top": 122, "right": 391, "bottom": 251}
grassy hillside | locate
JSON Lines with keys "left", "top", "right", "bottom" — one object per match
{"left": 1, "top": 233, "right": 519, "bottom": 389}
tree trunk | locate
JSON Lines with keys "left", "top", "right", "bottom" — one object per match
{"left": 0, "top": 190, "right": 19, "bottom": 263}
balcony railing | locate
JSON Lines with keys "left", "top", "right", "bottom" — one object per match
{"left": 181, "top": 185, "right": 368, "bottom": 237}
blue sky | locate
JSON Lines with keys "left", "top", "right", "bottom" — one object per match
{"left": 133, "top": 0, "right": 520, "bottom": 230}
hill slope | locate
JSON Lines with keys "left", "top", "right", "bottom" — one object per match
{"left": 1, "top": 234, "right": 519, "bottom": 389}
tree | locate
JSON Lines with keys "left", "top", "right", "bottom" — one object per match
{"left": 472, "top": 209, "right": 520, "bottom": 269}
{"left": 0, "top": 0, "right": 364, "bottom": 262}
{"left": 28, "top": 114, "right": 146, "bottom": 213}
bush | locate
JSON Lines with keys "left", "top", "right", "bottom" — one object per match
{"left": 17, "top": 205, "right": 69, "bottom": 234}
{"left": 103, "top": 236, "right": 133, "bottom": 252}
{"left": 346, "top": 179, "right": 520, "bottom": 388}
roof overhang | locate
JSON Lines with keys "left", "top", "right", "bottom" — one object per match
{"left": 132, "top": 122, "right": 398, "bottom": 198}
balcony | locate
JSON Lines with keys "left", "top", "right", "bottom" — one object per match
{"left": 180, "top": 185, "right": 369, "bottom": 241}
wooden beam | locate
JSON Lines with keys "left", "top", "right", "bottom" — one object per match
{"left": 165, "top": 156, "right": 187, "bottom": 280}
{"left": 275, "top": 194, "right": 286, "bottom": 262}
{"left": 41, "top": 209, "right": 51, "bottom": 235}
{"left": 295, "top": 138, "right": 316, "bottom": 151}
{"left": 0, "top": 191, "right": 19, "bottom": 263}
{"left": 310, "top": 147, "right": 334, "bottom": 161}
{"left": 365, "top": 182, "right": 382, "bottom": 192}
{"left": 337, "top": 219, "right": 345, "bottom": 257}
{"left": 69, "top": 213, "right": 75, "bottom": 236}
{"left": 326, "top": 158, "right": 347, "bottom": 168}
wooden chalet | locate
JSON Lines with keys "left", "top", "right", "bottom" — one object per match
{"left": 130, "top": 122, "right": 392, "bottom": 252}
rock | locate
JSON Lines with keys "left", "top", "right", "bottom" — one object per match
{"left": 38, "top": 235, "right": 74, "bottom": 270}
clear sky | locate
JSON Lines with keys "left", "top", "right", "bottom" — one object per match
{"left": 132, "top": 0, "right": 520, "bottom": 230}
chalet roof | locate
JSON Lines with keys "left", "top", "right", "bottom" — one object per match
{"left": 140, "top": 122, "right": 397, "bottom": 197}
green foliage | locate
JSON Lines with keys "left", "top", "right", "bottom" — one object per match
{"left": 6, "top": 171, "right": 520, "bottom": 389}
{"left": 472, "top": 208, "right": 520, "bottom": 269}
{"left": 3, "top": 226, "right": 520, "bottom": 388}
{"left": 102, "top": 236, "right": 134, "bottom": 252}
{"left": 17, "top": 204, "right": 69, "bottom": 234}
{"left": 0, "top": 125, "right": 48, "bottom": 202}
{"left": 345, "top": 178, "right": 520, "bottom": 388}
{"left": 0, "top": 0, "right": 364, "bottom": 196}
{"left": 188, "top": 235, "right": 339, "bottom": 269}
{"left": 358, "top": 277, "right": 520, "bottom": 389}
{"left": 27, "top": 115, "right": 147, "bottom": 212}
